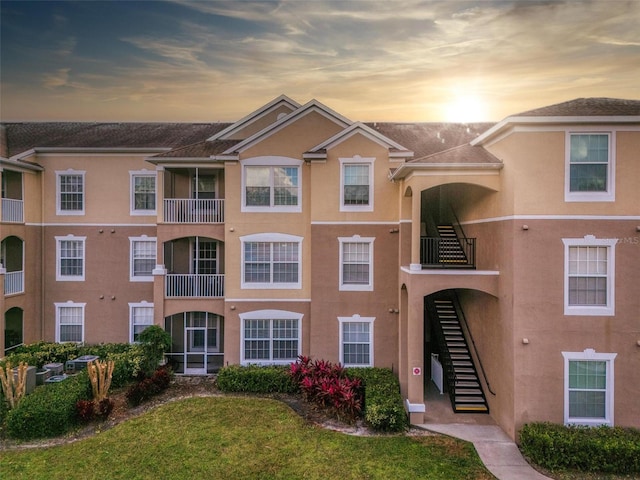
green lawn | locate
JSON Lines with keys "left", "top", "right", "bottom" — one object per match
{"left": 0, "top": 396, "right": 494, "bottom": 480}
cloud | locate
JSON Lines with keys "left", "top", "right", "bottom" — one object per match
{"left": 42, "top": 68, "right": 71, "bottom": 88}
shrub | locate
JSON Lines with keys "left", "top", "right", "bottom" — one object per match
{"left": 76, "top": 399, "right": 96, "bottom": 422}
{"left": 217, "top": 364, "right": 297, "bottom": 394}
{"left": 126, "top": 366, "right": 173, "bottom": 407}
{"left": 346, "top": 367, "right": 408, "bottom": 432}
{"left": 103, "top": 346, "right": 146, "bottom": 388}
{"left": 97, "top": 398, "right": 115, "bottom": 418}
{"left": 138, "top": 326, "right": 172, "bottom": 377}
{"left": 6, "top": 372, "right": 92, "bottom": 440}
{"left": 290, "top": 357, "right": 362, "bottom": 423}
{"left": 520, "top": 422, "right": 640, "bottom": 474}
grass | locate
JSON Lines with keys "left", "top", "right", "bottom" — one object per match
{"left": 0, "top": 396, "right": 494, "bottom": 480}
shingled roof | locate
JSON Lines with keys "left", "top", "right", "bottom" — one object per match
{"left": 514, "top": 98, "right": 640, "bottom": 117}
{"left": 1, "top": 122, "right": 232, "bottom": 157}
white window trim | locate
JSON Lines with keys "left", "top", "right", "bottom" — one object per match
{"left": 55, "top": 301, "right": 86, "bottom": 343}
{"left": 338, "top": 315, "right": 375, "bottom": 367}
{"left": 562, "top": 235, "right": 617, "bottom": 316}
{"left": 340, "top": 156, "right": 375, "bottom": 212}
{"left": 241, "top": 156, "right": 302, "bottom": 213}
{"left": 55, "top": 235, "right": 86, "bottom": 281}
{"left": 240, "top": 233, "right": 302, "bottom": 289}
{"left": 338, "top": 235, "right": 374, "bottom": 291}
{"left": 565, "top": 130, "right": 615, "bottom": 202}
{"left": 130, "top": 170, "right": 157, "bottom": 216}
{"left": 239, "top": 309, "right": 303, "bottom": 365}
{"left": 129, "top": 301, "right": 154, "bottom": 343}
{"left": 562, "top": 349, "right": 616, "bottom": 427}
{"left": 56, "top": 169, "right": 86, "bottom": 215}
{"left": 129, "top": 235, "right": 157, "bottom": 282}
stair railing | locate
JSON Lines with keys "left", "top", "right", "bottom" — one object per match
{"left": 451, "top": 291, "right": 496, "bottom": 396}
{"left": 427, "top": 301, "right": 459, "bottom": 407}
{"left": 449, "top": 206, "right": 476, "bottom": 268}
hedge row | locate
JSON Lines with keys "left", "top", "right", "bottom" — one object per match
{"left": 2, "top": 342, "right": 147, "bottom": 389}
{"left": 216, "top": 362, "right": 408, "bottom": 433}
{"left": 6, "top": 371, "right": 92, "bottom": 440}
{"left": 216, "top": 364, "right": 297, "bottom": 394}
{"left": 520, "top": 422, "right": 640, "bottom": 474}
{"left": 346, "top": 367, "right": 408, "bottom": 432}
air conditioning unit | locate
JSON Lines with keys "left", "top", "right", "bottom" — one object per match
{"left": 13, "top": 366, "right": 36, "bottom": 394}
{"left": 70, "top": 355, "right": 100, "bottom": 371}
{"left": 43, "top": 362, "right": 64, "bottom": 376}
{"left": 45, "top": 374, "right": 69, "bottom": 384}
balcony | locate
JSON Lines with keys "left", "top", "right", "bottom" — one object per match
{"left": 163, "top": 199, "right": 224, "bottom": 224}
{"left": 5, "top": 270, "right": 24, "bottom": 295}
{"left": 165, "top": 273, "right": 224, "bottom": 298}
{"left": 420, "top": 237, "right": 476, "bottom": 269}
{"left": 2, "top": 198, "right": 24, "bottom": 223}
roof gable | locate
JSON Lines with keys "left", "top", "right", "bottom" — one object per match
{"left": 304, "top": 122, "right": 413, "bottom": 160}
{"left": 206, "top": 94, "right": 300, "bottom": 142}
{"left": 221, "top": 99, "right": 353, "bottom": 155}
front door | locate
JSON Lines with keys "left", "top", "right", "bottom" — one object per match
{"left": 184, "top": 313, "right": 207, "bottom": 374}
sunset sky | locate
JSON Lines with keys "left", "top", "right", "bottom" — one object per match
{"left": 1, "top": 0, "right": 639, "bottom": 123}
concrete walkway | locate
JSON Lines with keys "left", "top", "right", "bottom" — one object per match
{"left": 416, "top": 423, "right": 552, "bottom": 480}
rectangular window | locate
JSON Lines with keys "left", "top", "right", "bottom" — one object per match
{"left": 242, "top": 236, "right": 301, "bottom": 289}
{"left": 339, "top": 316, "right": 374, "bottom": 367}
{"left": 56, "top": 303, "right": 85, "bottom": 343}
{"left": 339, "top": 237, "right": 374, "bottom": 291}
{"left": 130, "top": 237, "right": 156, "bottom": 281}
{"left": 131, "top": 173, "right": 156, "bottom": 214}
{"left": 568, "top": 246, "right": 608, "bottom": 306}
{"left": 563, "top": 350, "right": 616, "bottom": 426}
{"left": 242, "top": 317, "right": 300, "bottom": 364}
{"left": 563, "top": 237, "right": 616, "bottom": 316}
{"left": 56, "top": 236, "right": 85, "bottom": 281}
{"left": 130, "top": 303, "right": 154, "bottom": 343}
{"left": 340, "top": 157, "right": 374, "bottom": 212}
{"left": 344, "top": 165, "right": 369, "bottom": 205}
{"left": 566, "top": 133, "right": 614, "bottom": 202}
{"left": 244, "top": 166, "right": 299, "bottom": 209}
{"left": 57, "top": 171, "right": 85, "bottom": 215}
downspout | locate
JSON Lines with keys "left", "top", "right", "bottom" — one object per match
{"left": 40, "top": 164, "right": 46, "bottom": 341}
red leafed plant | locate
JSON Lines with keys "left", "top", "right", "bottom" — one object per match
{"left": 289, "top": 356, "right": 362, "bottom": 422}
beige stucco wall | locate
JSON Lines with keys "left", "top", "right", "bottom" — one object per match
{"left": 483, "top": 127, "right": 640, "bottom": 216}
{"left": 39, "top": 153, "right": 158, "bottom": 224}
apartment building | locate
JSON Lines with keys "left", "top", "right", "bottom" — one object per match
{"left": 1, "top": 96, "right": 638, "bottom": 440}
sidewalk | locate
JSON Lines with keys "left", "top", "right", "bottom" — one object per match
{"left": 416, "top": 423, "right": 553, "bottom": 480}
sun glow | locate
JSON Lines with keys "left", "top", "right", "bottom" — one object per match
{"left": 443, "top": 94, "right": 489, "bottom": 123}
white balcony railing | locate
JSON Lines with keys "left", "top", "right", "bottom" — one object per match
{"left": 165, "top": 274, "right": 224, "bottom": 298}
{"left": 2, "top": 198, "right": 24, "bottom": 223}
{"left": 5, "top": 270, "right": 24, "bottom": 295}
{"left": 163, "top": 199, "right": 224, "bottom": 224}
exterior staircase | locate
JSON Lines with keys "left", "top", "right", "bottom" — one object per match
{"left": 436, "top": 225, "right": 468, "bottom": 265}
{"left": 427, "top": 292, "right": 489, "bottom": 414}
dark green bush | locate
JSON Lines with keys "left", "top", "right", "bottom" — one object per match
{"left": 6, "top": 372, "right": 92, "bottom": 440}
{"left": 217, "top": 364, "right": 297, "bottom": 394}
{"left": 520, "top": 422, "right": 640, "bottom": 474}
{"left": 138, "top": 326, "right": 172, "bottom": 377}
{"left": 346, "top": 367, "right": 408, "bottom": 432}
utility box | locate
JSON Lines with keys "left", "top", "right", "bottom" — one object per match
{"left": 66, "top": 355, "right": 99, "bottom": 372}
{"left": 13, "top": 365, "right": 36, "bottom": 395}
{"left": 43, "top": 362, "right": 64, "bottom": 376}
{"left": 35, "top": 368, "right": 52, "bottom": 385}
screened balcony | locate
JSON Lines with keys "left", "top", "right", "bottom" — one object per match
{"left": 162, "top": 168, "right": 224, "bottom": 224}
{"left": 2, "top": 236, "right": 24, "bottom": 295}
{"left": 1, "top": 171, "right": 24, "bottom": 223}
{"left": 164, "top": 236, "right": 224, "bottom": 298}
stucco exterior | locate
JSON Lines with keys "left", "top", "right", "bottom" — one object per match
{"left": 1, "top": 95, "right": 638, "bottom": 441}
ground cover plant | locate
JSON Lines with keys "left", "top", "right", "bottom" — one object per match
{"left": 0, "top": 396, "right": 493, "bottom": 480}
